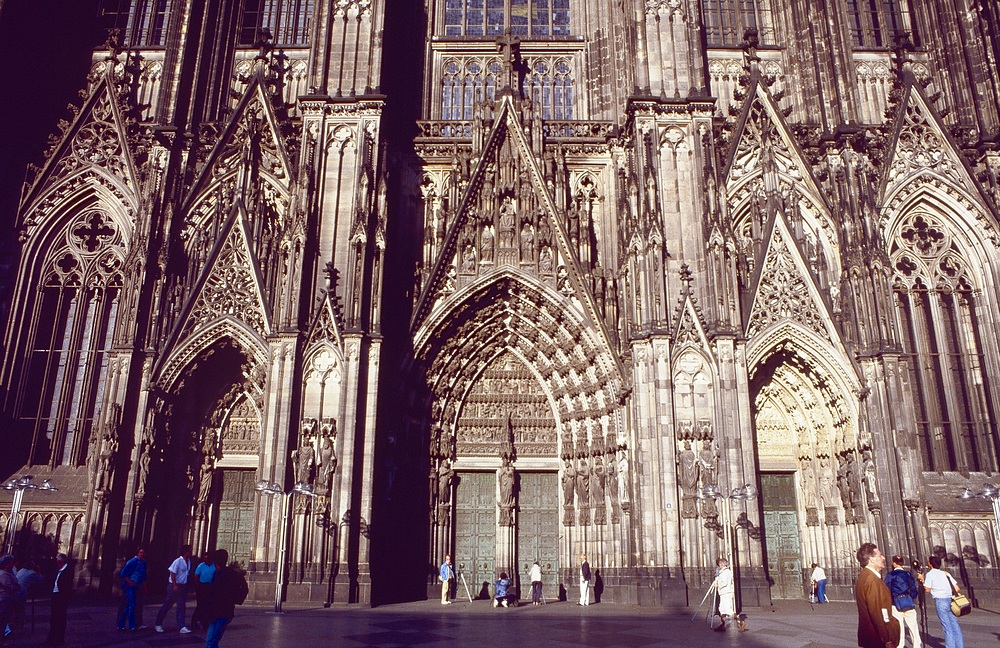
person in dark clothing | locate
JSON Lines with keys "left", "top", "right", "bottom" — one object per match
{"left": 43, "top": 554, "right": 73, "bottom": 647}
{"left": 204, "top": 549, "right": 248, "bottom": 648}
{"left": 883, "top": 555, "right": 921, "bottom": 648}
{"left": 191, "top": 552, "right": 216, "bottom": 630}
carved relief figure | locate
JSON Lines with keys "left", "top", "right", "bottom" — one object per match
{"left": 197, "top": 456, "right": 214, "bottom": 504}
{"left": 318, "top": 436, "right": 337, "bottom": 488}
{"left": 481, "top": 225, "right": 495, "bottom": 263}
{"left": 498, "top": 460, "right": 516, "bottom": 526}
{"left": 678, "top": 440, "right": 699, "bottom": 518}
{"left": 591, "top": 456, "right": 606, "bottom": 524}
{"left": 519, "top": 222, "right": 534, "bottom": 261}
{"left": 561, "top": 460, "right": 576, "bottom": 505}
{"left": 97, "top": 419, "right": 120, "bottom": 492}
{"left": 698, "top": 439, "right": 718, "bottom": 487}
{"left": 462, "top": 244, "right": 477, "bottom": 272}
{"left": 293, "top": 440, "right": 315, "bottom": 485}
{"left": 499, "top": 196, "right": 516, "bottom": 246}
{"left": 539, "top": 246, "right": 553, "bottom": 273}
{"left": 437, "top": 460, "right": 455, "bottom": 505}
{"left": 861, "top": 450, "right": 879, "bottom": 507}
{"left": 618, "top": 450, "right": 631, "bottom": 510}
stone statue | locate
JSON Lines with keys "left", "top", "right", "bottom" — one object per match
{"left": 539, "top": 246, "right": 553, "bottom": 273}
{"left": 499, "top": 196, "right": 516, "bottom": 246}
{"left": 136, "top": 443, "right": 151, "bottom": 499}
{"left": 562, "top": 460, "right": 576, "bottom": 505}
{"left": 618, "top": 451, "right": 631, "bottom": 510}
{"left": 801, "top": 458, "right": 818, "bottom": 510}
{"left": 318, "top": 435, "right": 337, "bottom": 487}
{"left": 591, "top": 457, "right": 606, "bottom": 524}
{"left": 678, "top": 440, "right": 699, "bottom": 518}
{"left": 575, "top": 458, "right": 591, "bottom": 506}
{"left": 498, "top": 460, "right": 516, "bottom": 526}
{"left": 519, "top": 222, "right": 534, "bottom": 261}
{"left": 292, "top": 440, "right": 315, "bottom": 485}
{"left": 437, "top": 460, "right": 455, "bottom": 505}
{"left": 481, "top": 225, "right": 495, "bottom": 262}
{"left": 197, "top": 456, "right": 214, "bottom": 504}
{"left": 698, "top": 439, "right": 718, "bottom": 487}
{"left": 836, "top": 455, "right": 853, "bottom": 511}
{"left": 97, "top": 420, "right": 119, "bottom": 492}
{"left": 861, "top": 450, "right": 879, "bottom": 505}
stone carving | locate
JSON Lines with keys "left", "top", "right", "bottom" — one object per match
{"left": 618, "top": 450, "right": 631, "bottom": 512}
{"left": 197, "top": 455, "right": 214, "bottom": 510}
{"left": 862, "top": 449, "right": 879, "bottom": 510}
{"left": 576, "top": 457, "right": 591, "bottom": 525}
{"left": 801, "top": 459, "right": 819, "bottom": 526}
{"left": 293, "top": 438, "right": 315, "bottom": 485}
{"left": 498, "top": 196, "right": 516, "bottom": 247}
{"left": 836, "top": 454, "right": 854, "bottom": 520}
{"left": 746, "top": 234, "right": 830, "bottom": 342}
{"left": 481, "top": 225, "right": 495, "bottom": 263}
{"left": 437, "top": 460, "right": 454, "bottom": 506}
{"left": 317, "top": 434, "right": 337, "bottom": 490}
{"left": 97, "top": 405, "right": 121, "bottom": 492}
{"left": 678, "top": 440, "right": 699, "bottom": 518}
{"left": 498, "top": 460, "right": 515, "bottom": 526}
{"left": 591, "top": 456, "right": 606, "bottom": 525}
{"left": 562, "top": 459, "right": 576, "bottom": 526}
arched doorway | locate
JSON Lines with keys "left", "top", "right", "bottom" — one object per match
{"left": 749, "top": 343, "right": 867, "bottom": 600}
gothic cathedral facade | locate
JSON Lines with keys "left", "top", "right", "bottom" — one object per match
{"left": 1, "top": 0, "right": 999, "bottom": 607}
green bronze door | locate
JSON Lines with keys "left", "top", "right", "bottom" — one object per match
{"left": 455, "top": 471, "right": 495, "bottom": 599}
{"left": 216, "top": 469, "right": 255, "bottom": 569}
{"left": 516, "top": 472, "right": 559, "bottom": 600}
{"left": 761, "top": 473, "right": 802, "bottom": 599}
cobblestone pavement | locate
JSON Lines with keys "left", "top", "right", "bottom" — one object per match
{"left": 6, "top": 597, "right": 998, "bottom": 647}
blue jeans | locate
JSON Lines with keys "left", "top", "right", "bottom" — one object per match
{"left": 205, "top": 617, "right": 231, "bottom": 648}
{"left": 118, "top": 586, "right": 138, "bottom": 630}
{"left": 933, "top": 596, "right": 964, "bottom": 648}
{"left": 155, "top": 583, "right": 189, "bottom": 628}
{"left": 815, "top": 579, "right": 826, "bottom": 603}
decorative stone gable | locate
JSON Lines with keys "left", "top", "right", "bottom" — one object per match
{"left": 747, "top": 231, "right": 830, "bottom": 342}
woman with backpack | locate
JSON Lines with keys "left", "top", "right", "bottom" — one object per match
{"left": 884, "top": 555, "right": 921, "bottom": 648}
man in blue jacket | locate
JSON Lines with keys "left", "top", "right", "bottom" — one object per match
{"left": 883, "top": 555, "right": 921, "bottom": 648}
{"left": 117, "top": 547, "right": 147, "bottom": 631}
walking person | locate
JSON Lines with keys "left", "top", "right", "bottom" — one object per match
{"left": 0, "top": 556, "right": 18, "bottom": 642}
{"left": 710, "top": 557, "right": 746, "bottom": 632}
{"left": 155, "top": 544, "right": 193, "bottom": 634}
{"left": 920, "top": 556, "right": 964, "bottom": 648}
{"left": 810, "top": 562, "right": 827, "bottom": 603}
{"left": 12, "top": 559, "right": 43, "bottom": 635}
{"left": 884, "top": 555, "right": 921, "bottom": 648}
{"left": 529, "top": 561, "right": 543, "bottom": 605}
{"left": 854, "top": 542, "right": 900, "bottom": 648}
{"left": 116, "top": 547, "right": 147, "bottom": 632}
{"left": 203, "top": 549, "right": 249, "bottom": 648}
{"left": 42, "top": 554, "right": 73, "bottom": 647}
{"left": 191, "top": 551, "right": 216, "bottom": 630}
{"left": 439, "top": 555, "right": 454, "bottom": 605}
{"left": 578, "top": 554, "right": 591, "bottom": 606}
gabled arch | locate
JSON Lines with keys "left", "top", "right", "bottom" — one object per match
{"left": 155, "top": 317, "right": 269, "bottom": 393}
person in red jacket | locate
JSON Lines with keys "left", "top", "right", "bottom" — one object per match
{"left": 854, "top": 543, "right": 900, "bottom": 648}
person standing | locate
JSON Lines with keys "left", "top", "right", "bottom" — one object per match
{"left": 529, "top": 561, "right": 543, "bottom": 605}
{"left": 155, "top": 544, "right": 193, "bottom": 634}
{"left": 884, "top": 555, "right": 921, "bottom": 648}
{"left": 117, "top": 547, "right": 147, "bottom": 632}
{"left": 13, "top": 559, "right": 43, "bottom": 634}
{"left": 0, "top": 556, "right": 18, "bottom": 640}
{"left": 921, "top": 555, "right": 964, "bottom": 648}
{"left": 710, "top": 557, "right": 746, "bottom": 632}
{"left": 439, "top": 555, "right": 454, "bottom": 605}
{"left": 854, "top": 542, "right": 900, "bottom": 648}
{"left": 578, "top": 554, "right": 591, "bottom": 606}
{"left": 810, "top": 562, "right": 827, "bottom": 603}
{"left": 41, "top": 554, "right": 74, "bottom": 647}
{"left": 204, "top": 549, "right": 249, "bottom": 648}
{"left": 191, "top": 552, "right": 216, "bottom": 630}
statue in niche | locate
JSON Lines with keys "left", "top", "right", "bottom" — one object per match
{"left": 698, "top": 439, "right": 718, "bottom": 487}
{"left": 197, "top": 455, "right": 214, "bottom": 504}
{"left": 437, "top": 460, "right": 455, "bottom": 505}
{"left": 498, "top": 460, "right": 516, "bottom": 526}
{"left": 292, "top": 439, "right": 315, "bottom": 485}
{"left": 557, "top": 265, "right": 572, "bottom": 293}
{"left": 818, "top": 456, "right": 839, "bottom": 524}
{"left": 442, "top": 265, "right": 457, "bottom": 293}
{"left": 498, "top": 196, "right": 516, "bottom": 247}
{"left": 317, "top": 435, "right": 337, "bottom": 488}
{"left": 97, "top": 411, "right": 120, "bottom": 492}
{"left": 519, "top": 222, "right": 534, "bottom": 261}
{"left": 561, "top": 460, "right": 576, "bottom": 505}
{"left": 678, "top": 440, "right": 699, "bottom": 519}
{"left": 861, "top": 450, "right": 879, "bottom": 508}
{"left": 591, "top": 456, "right": 606, "bottom": 525}
{"left": 618, "top": 450, "right": 631, "bottom": 511}
{"left": 801, "top": 459, "right": 819, "bottom": 525}
{"left": 539, "top": 247, "right": 553, "bottom": 273}
{"left": 836, "top": 454, "right": 853, "bottom": 513}
{"left": 136, "top": 444, "right": 151, "bottom": 500}
{"left": 462, "top": 244, "right": 477, "bottom": 272}
{"left": 606, "top": 454, "right": 620, "bottom": 522}
{"left": 481, "top": 225, "right": 495, "bottom": 263}
{"left": 575, "top": 457, "right": 591, "bottom": 507}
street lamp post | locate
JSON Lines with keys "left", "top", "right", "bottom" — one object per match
{"left": 696, "top": 483, "right": 758, "bottom": 612}
{"left": 3, "top": 476, "right": 58, "bottom": 554}
{"left": 255, "top": 480, "right": 316, "bottom": 613}
{"left": 957, "top": 482, "right": 1000, "bottom": 555}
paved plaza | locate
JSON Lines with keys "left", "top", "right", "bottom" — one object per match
{"left": 4, "top": 597, "right": 998, "bottom": 647}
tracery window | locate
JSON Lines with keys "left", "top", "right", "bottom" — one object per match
{"left": 22, "top": 210, "right": 125, "bottom": 466}
{"left": 98, "top": 0, "right": 172, "bottom": 48}
{"left": 847, "top": 0, "right": 913, "bottom": 49}
{"left": 702, "top": 0, "right": 775, "bottom": 47}
{"left": 238, "top": 0, "right": 314, "bottom": 47}
{"left": 441, "top": 55, "right": 574, "bottom": 120}
{"left": 890, "top": 212, "right": 998, "bottom": 473}
{"left": 444, "top": 0, "right": 571, "bottom": 37}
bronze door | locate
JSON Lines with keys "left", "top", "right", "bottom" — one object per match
{"left": 516, "top": 472, "right": 559, "bottom": 600}
{"left": 761, "top": 473, "right": 803, "bottom": 599}
{"left": 216, "top": 469, "right": 256, "bottom": 568}
{"left": 454, "top": 471, "right": 495, "bottom": 599}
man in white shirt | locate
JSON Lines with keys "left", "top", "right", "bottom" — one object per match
{"left": 921, "top": 556, "right": 964, "bottom": 648}
{"left": 155, "top": 544, "right": 193, "bottom": 634}
{"left": 810, "top": 563, "right": 827, "bottom": 603}
{"left": 578, "top": 554, "right": 591, "bottom": 606}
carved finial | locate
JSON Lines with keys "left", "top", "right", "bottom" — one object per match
{"left": 254, "top": 28, "right": 274, "bottom": 62}
{"left": 891, "top": 32, "right": 915, "bottom": 79}
{"left": 679, "top": 263, "right": 693, "bottom": 295}
{"left": 496, "top": 28, "right": 522, "bottom": 98}
{"left": 741, "top": 28, "right": 760, "bottom": 74}
{"left": 104, "top": 29, "right": 124, "bottom": 61}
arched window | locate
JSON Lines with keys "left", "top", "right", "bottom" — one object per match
{"left": 846, "top": 0, "right": 913, "bottom": 49}
{"left": 98, "top": 0, "right": 172, "bottom": 48}
{"left": 239, "top": 0, "right": 315, "bottom": 47}
{"left": 444, "top": 0, "right": 570, "bottom": 38}
{"left": 702, "top": 0, "right": 775, "bottom": 47}
{"left": 891, "top": 212, "right": 998, "bottom": 473}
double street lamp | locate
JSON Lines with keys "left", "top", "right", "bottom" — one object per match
{"left": 3, "top": 476, "right": 57, "bottom": 554}
{"left": 255, "top": 480, "right": 316, "bottom": 613}
{"left": 696, "top": 483, "right": 758, "bottom": 612}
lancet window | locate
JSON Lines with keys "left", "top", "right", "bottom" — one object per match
{"left": 702, "top": 0, "right": 775, "bottom": 47}
{"left": 846, "top": 0, "right": 913, "bottom": 49}
{"left": 239, "top": 0, "right": 314, "bottom": 46}
{"left": 98, "top": 0, "right": 172, "bottom": 48}
{"left": 890, "top": 212, "right": 998, "bottom": 473}
{"left": 441, "top": 55, "right": 574, "bottom": 120}
{"left": 19, "top": 210, "right": 126, "bottom": 467}
{"left": 443, "top": 0, "right": 570, "bottom": 37}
